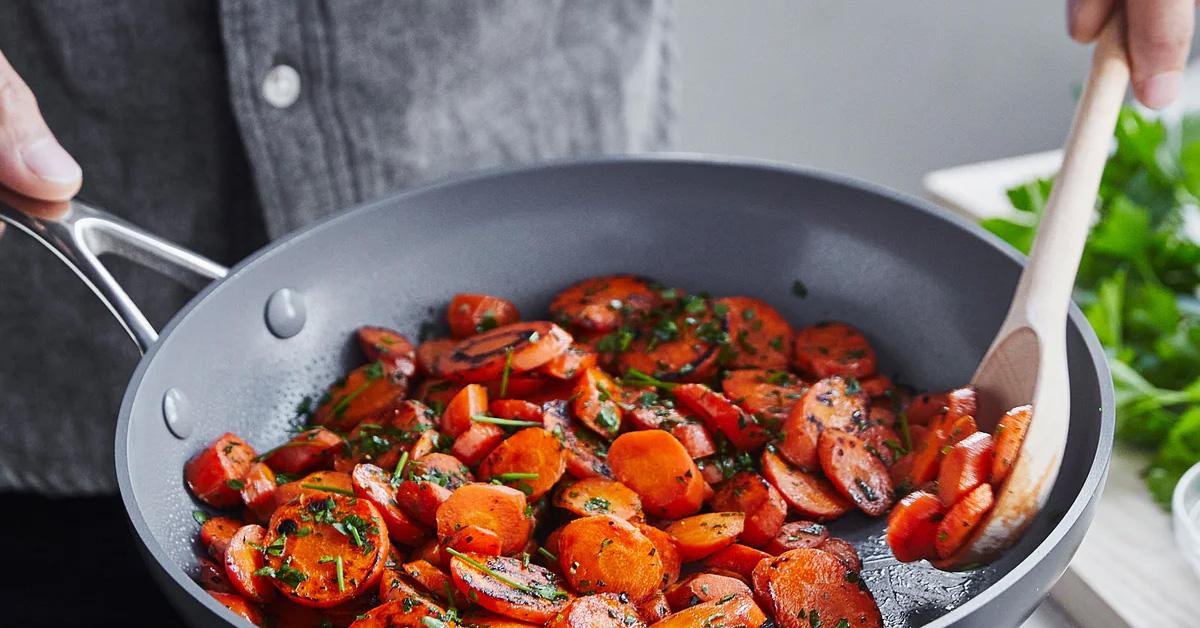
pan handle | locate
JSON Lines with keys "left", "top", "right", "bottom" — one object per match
{"left": 0, "top": 196, "right": 229, "bottom": 354}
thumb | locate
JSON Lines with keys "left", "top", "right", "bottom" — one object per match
{"left": 0, "top": 49, "right": 81, "bottom": 202}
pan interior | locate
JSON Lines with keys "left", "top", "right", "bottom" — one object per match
{"left": 119, "top": 159, "right": 1107, "bottom": 627}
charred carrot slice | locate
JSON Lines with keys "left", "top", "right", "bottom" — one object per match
{"left": 906, "top": 411, "right": 978, "bottom": 488}
{"left": 262, "top": 427, "right": 343, "bottom": 474}
{"left": 546, "top": 593, "right": 644, "bottom": 628}
{"left": 709, "top": 472, "right": 787, "bottom": 548}
{"left": 200, "top": 516, "right": 243, "bottom": 562}
{"left": 618, "top": 300, "right": 724, "bottom": 382}
{"left": 760, "top": 451, "right": 852, "bottom": 521}
{"left": 452, "top": 422, "right": 507, "bottom": 467}
{"left": 539, "top": 343, "right": 600, "bottom": 380}
{"left": 441, "top": 321, "right": 573, "bottom": 383}
{"left": 543, "top": 400, "right": 613, "bottom": 480}
{"left": 197, "top": 556, "right": 234, "bottom": 594}
{"left": 609, "top": 430, "right": 707, "bottom": 519}
{"left": 673, "top": 384, "right": 770, "bottom": 452}
{"left": 224, "top": 524, "right": 276, "bottom": 603}
{"left": 239, "top": 462, "right": 277, "bottom": 522}
{"left": 408, "top": 429, "right": 449, "bottom": 460}
{"left": 935, "top": 483, "right": 995, "bottom": 559}
{"left": 817, "top": 537, "right": 862, "bottom": 572}
{"left": 626, "top": 404, "right": 717, "bottom": 460}
{"left": 436, "top": 483, "right": 532, "bottom": 555}
{"left": 859, "top": 422, "right": 903, "bottom": 467}
{"left": 478, "top": 427, "right": 567, "bottom": 500}
{"left": 334, "top": 421, "right": 406, "bottom": 473}
{"left": 351, "top": 463, "right": 427, "bottom": 546}
{"left": 449, "top": 293, "right": 521, "bottom": 338}
{"left": 207, "top": 591, "right": 264, "bottom": 625}
{"left": 715, "top": 297, "right": 793, "bottom": 370}
{"left": 664, "top": 512, "right": 745, "bottom": 562}
{"left": 438, "top": 383, "right": 486, "bottom": 438}
{"left": 449, "top": 551, "right": 572, "bottom": 623}
{"left": 637, "top": 591, "right": 672, "bottom": 624}
{"left": 557, "top": 514, "right": 664, "bottom": 601}
{"left": 348, "top": 596, "right": 452, "bottom": 627}
{"left": 312, "top": 361, "right": 410, "bottom": 432}
{"left": 992, "top": 404, "right": 1032, "bottom": 485}
{"left": 636, "top": 522, "right": 682, "bottom": 589}
{"left": 489, "top": 399, "right": 544, "bottom": 424}
{"left": 395, "top": 453, "right": 474, "bottom": 527}
{"left": 720, "top": 368, "right": 807, "bottom": 427}
{"left": 887, "top": 490, "right": 946, "bottom": 563}
{"left": 703, "top": 543, "right": 772, "bottom": 581}
{"left": 403, "top": 559, "right": 469, "bottom": 608}
{"left": 186, "top": 432, "right": 257, "bottom": 508}
{"left": 938, "top": 431, "right": 995, "bottom": 505}
{"left": 759, "top": 548, "right": 882, "bottom": 628}
{"left": 648, "top": 594, "right": 767, "bottom": 628}
{"left": 817, "top": 429, "right": 895, "bottom": 517}
{"left": 271, "top": 470, "right": 355, "bottom": 511}
{"left": 417, "top": 338, "right": 459, "bottom": 378}
{"left": 443, "top": 524, "right": 503, "bottom": 556}
{"left": 791, "top": 321, "right": 878, "bottom": 379}
{"left": 572, "top": 367, "right": 624, "bottom": 440}
{"left": 764, "top": 521, "right": 829, "bottom": 555}
{"left": 357, "top": 325, "right": 417, "bottom": 373}
{"left": 553, "top": 478, "right": 643, "bottom": 521}
{"left": 549, "top": 275, "right": 662, "bottom": 334}
{"left": 777, "top": 376, "right": 867, "bottom": 470}
{"left": 664, "top": 572, "right": 751, "bottom": 611}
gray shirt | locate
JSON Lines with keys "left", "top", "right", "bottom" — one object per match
{"left": 0, "top": 0, "right": 675, "bottom": 493}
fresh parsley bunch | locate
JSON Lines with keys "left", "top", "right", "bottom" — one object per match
{"left": 983, "top": 107, "right": 1200, "bottom": 508}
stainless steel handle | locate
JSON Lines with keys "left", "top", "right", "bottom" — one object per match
{"left": 0, "top": 197, "right": 229, "bottom": 354}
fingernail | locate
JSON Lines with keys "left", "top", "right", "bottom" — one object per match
{"left": 1141, "top": 71, "right": 1182, "bottom": 110}
{"left": 20, "top": 137, "right": 82, "bottom": 184}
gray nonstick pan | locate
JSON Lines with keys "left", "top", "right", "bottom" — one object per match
{"left": 0, "top": 156, "right": 1114, "bottom": 627}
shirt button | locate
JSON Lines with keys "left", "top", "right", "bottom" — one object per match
{"left": 261, "top": 64, "right": 301, "bottom": 109}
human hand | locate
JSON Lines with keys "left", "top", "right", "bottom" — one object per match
{"left": 1068, "top": 0, "right": 1195, "bottom": 109}
{"left": 0, "top": 49, "right": 81, "bottom": 204}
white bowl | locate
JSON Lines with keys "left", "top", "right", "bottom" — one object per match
{"left": 1172, "top": 461, "right": 1200, "bottom": 577}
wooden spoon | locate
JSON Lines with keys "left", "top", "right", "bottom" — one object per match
{"left": 933, "top": 17, "right": 1128, "bottom": 570}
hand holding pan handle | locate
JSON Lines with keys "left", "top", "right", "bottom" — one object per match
{"left": 0, "top": 191, "right": 228, "bottom": 354}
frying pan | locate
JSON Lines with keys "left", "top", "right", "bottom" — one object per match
{"left": 0, "top": 156, "right": 1113, "bottom": 627}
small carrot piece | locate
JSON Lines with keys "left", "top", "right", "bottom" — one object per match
{"left": 441, "top": 321, "right": 573, "bottom": 383}
{"left": 637, "top": 591, "right": 672, "bottom": 624}
{"left": 664, "top": 512, "right": 745, "bottom": 562}
{"left": 436, "top": 483, "right": 532, "bottom": 555}
{"left": 992, "top": 404, "right": 1032, "bottom": 485}
{"left": 549, "top": 275, "right": 662, "bottom": 334}
{"left": 936, "top": 482, "right": 995, "bottom": 558}
{"left": 351, "top": 463, "right": 428, "bottom": 546}
{"left": 270, "top": 470, "right": 354, "bottom": 511}
{"left": 817, "top": 537, "right": 862, "bottom": 572}
{"left": 778, "top": 376, "right": 867, "bottom": 470}
{"left": 442, "top": 383, "right": 488, "bottom": 438}
{"left": 185, "top": 432, "right": 257, "bottom": 508}
{"left": 859, "top": 374, "right": 895, "bottom": 399}
{"left": 403, "top": 559, "right": 469, "bottom": 608}
{"left": 859, "top": 422, "right": 903, "bottom": 467}
{"left": 239, "top": 462, "right": 277, "bottom": 522}
{"left": 539, "top": 343, "right": 600, "bottom": 380}
{"left": 572, "top": 367, "right": 625, "bottom": 440}
{"left": 887, "top": 490, "right": 946, "bottom": 563}
{"left": 938, "top": 431, "right": 995, "bottom": 505}
{"left": 906, "top": 410, "right": 978, "bottom": 487}
{"left": 262, "top": 427, "right": 343, "bottom": 474}
{"left": 760, "top": 451, "right": 852, "bottom": 521}
{"left": 618, "top": 302, "right": 724, "bottom": 382}
{"left": 224, "top": 524, "right": 276, "bottom": 603}
{"left": 312, "top": 360, "right": 412, "bottom": 432}
{"left": 703, "top": 544, "right": 772, "bottom": 581}
{"left": 817, "top": 429, "right": 895, "bottom": 517}
{"left": 673, "top": 384, "right": 769, "bottom": 452}
{"left": 609, "top": 430, "right": 707, "bottom": 519}
{"left": 557, "top": 514, "right": 664, "bottom": 601}
{"left": 553, "top": 478, "right": 644, "bottom": 521}
{"left": 626, "top": 404, "right": 717, "bottom": 460}
{"left": 758, "top": 548, "right": 882, "bottom": 628}
{"left": 393, "top": 452, "right": 475, "bottom": 527}
{"left": 906, "top": 392, "right": 948, "bottom": 426}
{"left": 488, "top": 399, "right": 545, "bottom": 424}
{"left": 764, "top": 521, "right": 829, "bottom": 555}
{"left": 636, "top": 522, "right": 682, "bottom": 589}
{"left": 196, "top": 556, "right": 234, "bottom": 594}
{"left": 647, "top": 594, "right": 767, "bottom": 628}
{"left": 715, "top": 296, "right": 793, "bottom": 370}
{"left": 443, "top": 524, "right": 503, "bottom": 556}
{"left": 791, "top": 321, "right": 878, "bottom": 379}
{"left": 207, "top": 591, "right": 264, "bottom": 625}
{"left": 664, "top": 572, "right": 751, "bottom": 611}
{"left": 347, "top": 597, "right": 451, "bottom": 628}
{"left": 417, "top": 338, "right": 459, "bottom": 378}
{"left": 449, "top": 293, "right": 521, "bottom": 338}
{"left": 357, "top": 325, "right": 417, "bottom": 366}
{"left": 452, "top": 421, "right": 507, "bottom": 467}
{"left": 543, "top": 400, "right": 613, "bottom": 480}
{"left": 478, "top": 427, "right": 567, "bottom": 500}
{"left": 709, "top": 472, "right": 787, "bottom": 548}
{"left": 546, "top": 593, "right": 645, "bottom": 628}
{"left": 449, "top": 551, "right": 572, "bottom": 623}
{"left": 720, "top": 368, "right": 807, "bottom": 427}
{"left": 200, "top": 516, "right": 243, "bottom": 562}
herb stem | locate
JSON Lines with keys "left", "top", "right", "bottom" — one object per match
{"left": 300, "top": 483, "right": 356, "bottom": 497}
{"left": 499, "top": 348, "right": 514, "bottom": 398}
{"left": 444, "top": 548, "right": 566, "bottom": 601}
{"left": 494, "top": 472, "right": 539, "bottom": 482}
{"left": 897, "top": 409, "right": 912, "bottom": 453}
{"left": 336, "top": 555, "right": 345, "bottom": 592}
{"left": 621, "top": 368, "right": 678, "bottom": 390}
{"left": 471, "top": 415, "right": 542, "bottom": 428}
{"left": 391, "top": 450, "right": 410, "bottom": 486}
{"left": 537, "top": 546, "right": 558, "bottom": 562}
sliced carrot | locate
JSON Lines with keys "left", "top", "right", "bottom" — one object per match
{"left": 311, "top": 361, "right": 410, "bottom": 432}
{"left": 357, "top": 325, "right": 417, "bottom": 367}
{"left": 484, "top": 372, "right": 549, "bottom": 400}
{"left": 186, "top": 432, "right": 257, "bottom": 508}
{"left": 403, "top": 559, "right": 469, "bottom": 608}
{"left": 626, "top": 404, "right": 716, "bottom": 459}
{"left": 197, "top": 555, "right": 234, "bottom": 594}
{"left": 409, "top": 429, "right": 449, "bottom": 460}
{"left": 817, "top": 537, "right": 862, "bottom": 572}
{"left": 200, "top": 516, "right": 243, "bottom": 562}
{"left": 543, "top": 400, "right": 613, "bottom": 480}
{"left": 572, "top": 367, "right": 625, "bottom": 440}
{"left": 935, "top": 483, "right": 994, "bottom": 558}
{"left": 267, "top": 594, "right": 385, "bottom": 628}
{"left": 869, "top": 403, "right": 898, "bottom": 428}
{"left": 715, "top": 296, "right": 793, "bottom": 370}
{"left": 539, "top": 343, "right": 600, "bottom": 380}
{"left": 635, "top": 522, "right": 682, "bottom": 589}
{"left": 557, "top": 514, "right": 664, "bottom": 601}
{"left": 334, "top": 422, "right": 404, "bottom": 474}
{"left": 720, "top": 368, "right": 807, "bottom": 427}
{"left": 938, "top": 431, "right": 995, "bottom": 505}
{"left": 905, "top": 391, "right": 948, "bottom": 426}
{"left": 443, "top": 524, "right": 503, "bottom": 556}
{"left": 758, "top": 548, "right": 882, "bottom": 628}
{"left": 436, "top": 483, "right": 532, "bottom": 555}
{"left": 777, "top": 376, "right": 867, "bottom": 470}
{"left": 521, "top": 378, "right": 581, "bottom": 406}
{"left": 489, "top": 399, "right": 544, "bottom": 424}
{"left": 859, "top": 374, "right": 895, "bottom": 399}
{"left": 395, "top": 453, "right": 475, "bottom": 527}
{"left": 450, "top": 552, "right": 572, "bottom": 623}
{"left": 664, "top": 572, "right": 751, "bottom": 611}
{"left": 647, "top": 594, "right": 767, "bottom": 628}
{"left": 886, "top": 490, "right": 946, "bottom": 563}
{"left": 637, "top": 591, "right": 672, "bottom": 624}
{"left": 791, "top": 321, "right": 878, "bottom": 380}
{"left": 709, "top": 472, "right": 787, "bottom": 548}
{"left": 441, "top": 321, "right": 573, "bottom": 383}
{"left": 224, "top": 524, "right": 276, "bottom": 603}
{"left": 239, "top": 462, "right": 277, "bottom": 522}
{"left": 263, "top": 427, "right": 343, "bottom": 474}
{"left": 673, "top": 384, "right": 769, "bottom": 452}
{"left": 442, "top": 383, "right": 488, "bottom": 438}
{"left": 945, "top": 386, "right": 978, "bottom": 422}
{"left": 549, "top": 275, "right": 662, "bottom": 334}
{"left": 703, "top": 544, "right": 772, "bottom": 581}
{"left": 207, "top": 591, "right": 264, "bottom": 625}
{"left": 859, "top": 422, "right": 903, "bottom": 467}
{"left": 546, "top": 593, "right": 644, "bottom": 628}
{"left": 271, "top": 470, "right": 355, "bottom": 511}
{"left": 478, "top": 427, "right": 567, "bottom": 500}
{"left": 760, "top": 451, "right": 852, "bottom": 521}
{"left": 906, "top": 410, "right": 976, "bottom": 487}
{"left": 818, "top": 429, "right": 895, "bottom": 517}
{"left": 764, "top": 521, "right": 829, "bottom": 555}
{"left": 351, "top": 463, "right": 427, "bottom": 546}
{"left": 452, "top": 422, "right": 507, "bottom": 467}
{"left": 618, "top": 299, "right": 724, "bottom": 382}
{"left": 417, "top": 338, "right": 459, "bottom": 378}
{"left": 348, "top": 597, "right": 453, "bottom": 628}
{"left": 449, "top": 293, "right": 521, "bottom": 338}
{"left": 664, "top": 512, "right": 745, "bottom": 561}
{"left": 992, "top": 404, "right": 1032, "bottom": 485}
{"left": 459, "top": 610, "right": 541, "bottom": 627}
{"left": 553, "top": 478, "right": 643, "bottom": 521}
{"left": 609, "top": 430, "right": 707, "bottom": 519}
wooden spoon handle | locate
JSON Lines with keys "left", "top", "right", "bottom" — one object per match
{"left": 1005, "top": 17, "right": 1129, "bottom": 334}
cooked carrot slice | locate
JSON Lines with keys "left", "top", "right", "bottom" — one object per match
{"left": 262, "top": 427, "right": 343, "bottom": 474}
{"left": 348, "top": 596, "right": 453, "bottom": 627}
{"left": 443, "top": 524, "right": 503, "bottom": 556}
{"left": 791, "top": 321, "right": 878, "bottom": 379}
{"left": 764, "top": 521, "right": 829, "bottom": 555}
{"left": 817, "top": 429, "right": 894, "bottom": 517}
{"left": 938, "top": 431, "right": 995, "bottom": 505}
{"left": 408, "top": 429, "right": 449, "bottom": 460}
{"left": 489, "top": 399, "right": 544, "bottom": 424}
{"left": 618, "top": 298, "right": 724, "bottom": 382}
{"left": 664, "top": 512, "right": 745, "bottom": 562}
{"left": 635, "top": 522, "right": 682, "bottom": 589}
{"left": 703, "top": 543, "right": 772, "bottom": 581}
{"left": 626, "top": 404, "right": 716, "bottom": 459}
{"left": 777, "top": 376, "right": 867, "bottom": 470}
{"left": 886, "top": 490, "right": 945, "bottom": 563}
{"left": 459, "top": 610, "right": 541, "bottom": 627}
{"left": 224, "top": 524, "right": 276, "bottom": 603}
{"left": 637, "top": 591, "right": 672, "bottom": 624}
{"left": 417, "top": 338, "right": 459, "bottom": 379}
{"left": 351, "top": 463, "right": 427, "bottom": 546}
{"left": 859, "top": 374, "right": 895, "bottom": 399}
{"left": 906, "top": 411, "right": 978, "bottom": 488}
{"left": 869, "top": 403, "right": 898, "bottom": 428}
{"left": 709, "top": 472, "right": 787, "bottom": 548}
{"left": 357, "top": 325, "right": 417, "bottom": 365}
{"left": 817, "top": 537, "right": 862, "bottom": 572}
{"left": 440, "top": 383, "right": 487, "bottom": 438}
{"left": 452, "top": 422, "right": 507, "bottom": 467}
{"left": 441, "top": 321, "right": 573, "bottom": 383}
{"left": 758, "top": 548, "right": 882, "bottom": 628}
{"left": 647, "top": 594, "right": 767, "bottom": 628}
{"left": 859, "top": 422, "right": 903, "bottom": 467}
{"left": 539, "top": 343, "right": 600, "bottom": 380}
{"left": 720, "top": 368, "right": 807, "bottom": 427}
{"left": 334, "top": 421, "right": 406, "bottom": 474}
{"left": 935, "top": 483, "right": 995, "bottom": 558}
{"left": 572, "top": 367, "right": 625, "bottom": 440}
{"left": 450, "top": 552, "right": 572, "bottom": 623}
{"left": 715, "top": 296, "right": 793, "bottom": 370}
{"left": 197, "top": 556, "right": 234, "bottom": 594}
{"left": 992, "top": 404, "right": 1032, "bottom": 485}
{"left": 664, "top": 572, "right": 751, "bottom": 611}
{"left": 543, "top": 400, "right": 613, "bottom": 480}
{"left": 673, "top": 384, "right": 770, "bottom": 452}
{"left": 609, "top": 430, "right": 707, "bottom": 519}
{"left": 549, "top": 275, "right": 662, "bottom": 334}
{"left": 403, "top": 559, "right": 469, "bottom": 608}
{"left": 239, "top": 462, "right": 277, "bottom": 522}
{"left": 946, "top": 386, "right": 978, "bottom": 422}
{"left": 200, "top": 516, "right": 243, "bottom": 562}
{"left": 449, "top": 293, "right": 521, "bottom": 338}
{"left": 546, "top": 593, "right": 644, "bottom": 627}
{"left": 905, "top": 391, "right": 948, "bottom": 426}
{"left": 760, "top": 451, "right": 852, "bottom": 521}
{"left": 312, "top": 361, "right": 410, "bottom": 431}
{"left": 186, "top": 432, "right": 257, "bottom": 508}
{"left": 207, "top": 591, "right": 264, "bottom": 625}
{"left": 553, "top": 478, "right": 643, "bottom": 521}
{"left": 477, "top": 427, "right": 567, "bottom": 500}
{"left": 436, "top": 483, "right": 532, "bottom": 555}
{"left": 557, "top": 514, "right": 664, "bottom": 601}
{"left": 395, "top": 453, "right": 475, "bottom": 527}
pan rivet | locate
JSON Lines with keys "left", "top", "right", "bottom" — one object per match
{"left": 265, "top": 288, "right": 306, "bottom": 339}
{"left": 162, "top": 388, "right": 192, "bottom": 439}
